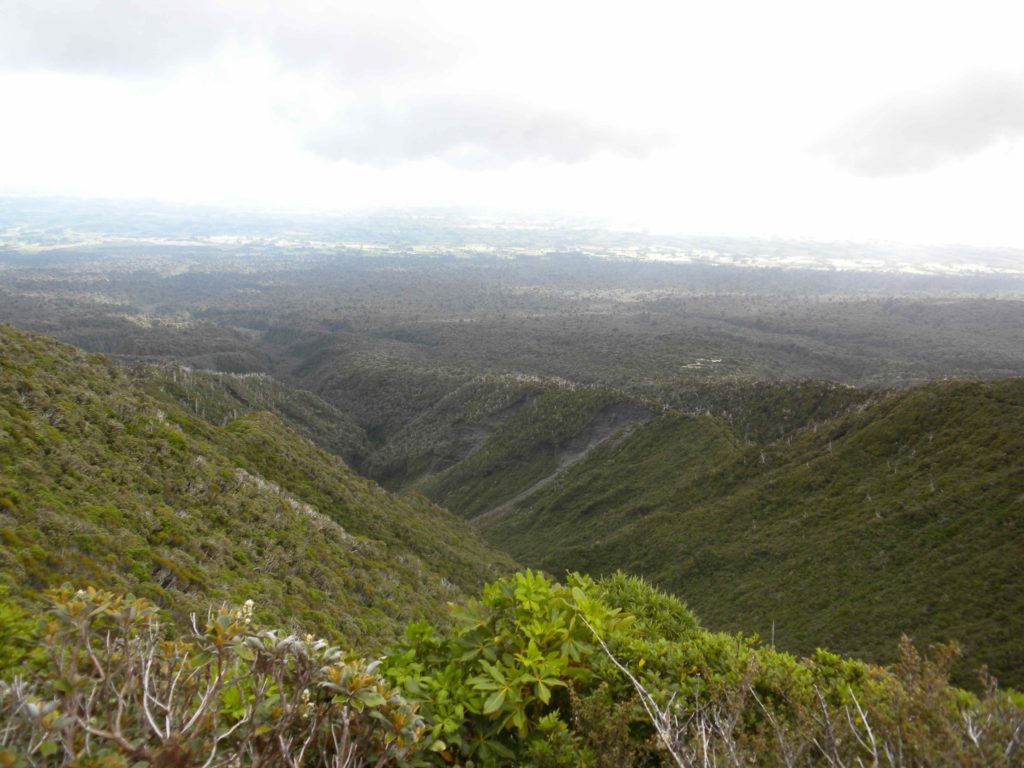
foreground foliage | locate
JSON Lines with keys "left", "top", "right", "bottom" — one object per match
{"left": 382, "top": 571, "right": 1024, "bottom": 767}
{"left": 2, "top": 574, "right": 1023, "bottom": 766}
{"left": 0, "top": 587, "right": 423, "bottom": 767}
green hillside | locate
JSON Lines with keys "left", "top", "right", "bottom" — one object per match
{"left": 0, "top": 324, "right": 512, "bottom": 649}
{"left": 414, "top": 384, "right": 651, "bottom": 518}
{"left": 339, "top": 370, "right": 653, "bottom": 519}
{"left": 283, "top": 337, "right": 473, "bottom": 444}
{"left": 365, "top": 374, "right": 548, "bottom": 488}
{"left": 481, "top": 380, "right": 1024, "bottom": 686}
{"left": 651, "top": 377, "right": 875, "bottom": 443}
{"left": 2, "top": 327, "right": 1023, "bottom": 765}
{"left": 136, "top": 363, "right": 371, "bottom": 466}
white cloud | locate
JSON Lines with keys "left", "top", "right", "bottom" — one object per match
{"left": 814, "top": 71, "right": 1024, "bottom": 177}
{"left": 0, "top": 0, "right": 455, "bottom": 79}
{"left": 1, "top": 0, "right": 1024, "bottom": 246}
{"left": 304, "top": 95, "right": 663, "bottom": 167}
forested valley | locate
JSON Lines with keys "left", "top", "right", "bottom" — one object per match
{"left": 2, "top": 207, "right": 1023, "bottom": 766}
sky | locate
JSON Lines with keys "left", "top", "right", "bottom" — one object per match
{"left": 1, "top": 0, "right": 1023, "bottom": 246}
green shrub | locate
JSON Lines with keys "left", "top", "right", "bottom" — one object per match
{"left": 382, "top": 571, "right": 1024, "bottom": 767}
{"left": 0, "top": 587, "right": 32, "bottom": 675}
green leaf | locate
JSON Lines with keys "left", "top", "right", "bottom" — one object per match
{"left": 356, "top": 690, "right": 387, "bottom": 707}
{"left": 483, "top": 688, "right": 507, "bottom": 714}
{"left": 512, "top": 709, "right": 527, "bottom": 734}
{"left": 537, "top": 680, "right": 551, "bottom": 704}
{"left": 467, "top": 675, "right": 501, "bottom": 691}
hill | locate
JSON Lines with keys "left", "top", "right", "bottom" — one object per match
{"left": 134, "top": 363, "right": 371, "bottom": 467}
{"left": 353, "top": 372, "right": 874, "bottom": 522}
{"left": 479, "top": 379, "right": 1024, "bottom": 687}
{"left": 0, "top": 324, "right": 512, "bottom": 649}
{"left": 370, "top": 376, "right": 655, "bottom": 518}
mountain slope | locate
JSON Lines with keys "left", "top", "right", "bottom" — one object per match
{"left": 365, "top": 374, "right": 548, "bottom": 488}
{"left": 315, "top": 369, "right": 656, "bottom": 519}
{"left": 0, "top": 324, "right": 512, "bottom": 649}
{"left": 415, "top": 384, "right": 653, "bottom": 518}
{"left": 480, "top": 380, "right": 1024, "bottom": 686}
{"left": 135, "top": 364, "right": 371, "bottom": 467}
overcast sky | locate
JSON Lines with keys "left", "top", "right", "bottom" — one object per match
{"left": 2, "top": 0, "right": 1023, "bottom": 246}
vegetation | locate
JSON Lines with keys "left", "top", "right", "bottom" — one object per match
{"left": 2, "top": 216, "right": 1024, "bottom": 765}
{"left": 136, "top": 364, "right": 371, "bottom": 467}
{"left": 7, "top": 239, "right": 1024, "bottom": 401}
{"left": 379, "top": 570, "right": 1024, "bottom": 767}
{"left": 0, "top": 586, "right": 423, "bottom": 767}
{"left": 5, "top": 575, "right": 1022, "bottom": 767}
{"left": 365, "top": 375, "right": 547, "bottom": 488}
{"left": 482, "top": 379, "right": 1024, "bottom": 687}
{"left": 649, "top": 379, "right": 873, "bottom": 444}
{"left": 416, "top": 385, "right": 637, "bottom": 518}
{"left": 0, "top": 324, "right": 512, "bottom": 650}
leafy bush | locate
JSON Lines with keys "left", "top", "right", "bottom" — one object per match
{"left": 3, "top": 575, "right": 1023, "bottom": 766}
{"left": 381, "top": 570, "right": 629, "bottom": 765}
{"left": 382, "top": 571, "right": 1024, "bottom": 767}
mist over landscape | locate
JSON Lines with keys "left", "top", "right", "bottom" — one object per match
{"left": 2, "top": 2, "right": 1023, "bottom": 766}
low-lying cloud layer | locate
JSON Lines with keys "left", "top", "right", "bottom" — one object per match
{"left": 816, "top": 71, "right": 1024, "bottom": 177}
{"left": 304, "top": 96, "right": 662, "bottom": 167}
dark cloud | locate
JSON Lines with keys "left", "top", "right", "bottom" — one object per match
{"left": 303, "top": 96, "right": 663, "bottom": 167}
{"left": 814, "top": 71, "right": 1024, "bottom": 176}
{"left": 0, "top": 0, "right": 453, "bottom": 78}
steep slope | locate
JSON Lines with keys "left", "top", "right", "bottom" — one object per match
{"left": 651, "top": 378, "right": 875, "bottom": 443}
{"left": 409, "top": 384, "right": 654, "bottom": 518}
{"left": 357, "top": 370, "right": 873, "bottom": 515}
{"left": 0, "top": 324, "right": 512, "bottom": 649}
{"left": 135, "top": 364, "right": 371, "bottom": 467}
{"left": 479, "top": 411, "right": 745, "bottom": 552}
{"left": 365, "top": 375, "right": 548, "bottom": 488}
{"left": 481, "top": 381, "right": 1024, "bottom": 686}
{"left": 280, "top": 334, "right": 473, "bottom": 445}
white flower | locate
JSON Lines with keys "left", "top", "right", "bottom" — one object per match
{"left": 300, "top": 688, "right": 313, "bottom": 718}
{"left": 237, "top": 599, "right": 255, "bottom": 626}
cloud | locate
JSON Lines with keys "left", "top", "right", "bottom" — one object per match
{"left": 0, "top": 0, "right": 454, "bottom": 79}
{"left": 813, "top": 71, "right": 1024, "bottom": 177}
{"left": 302, "top": 96, "right": 664, "bottom": 168}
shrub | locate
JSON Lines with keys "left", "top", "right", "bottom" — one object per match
{"left": 382, "top": 570, "right": 632, "bottom": 764}
{"left": 383, "top": 571, "right": 1024, "bottom": 767}
{"left": 0, "top": 587, "right": 32, "bottom": 676}
{"left": 3, "top": 576, "right": 1023, "bottom": 767}
{"left": 0, "top": 586, "right": 423, "bottom": 767}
